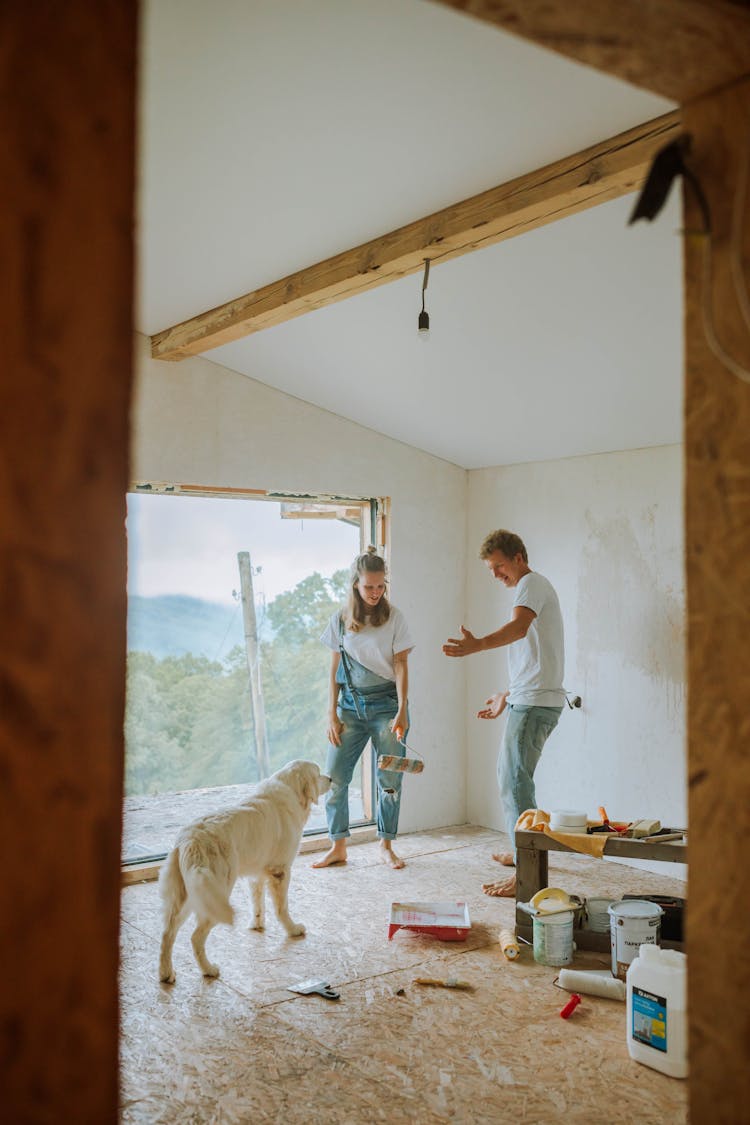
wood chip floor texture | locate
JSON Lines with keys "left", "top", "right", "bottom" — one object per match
{"left": 120, "top": 825, "right": 688, "bottom": 1124}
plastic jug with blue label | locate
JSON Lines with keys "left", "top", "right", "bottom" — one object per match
{"left": 626, "top": 943, "right": 687, "bottom": 1078}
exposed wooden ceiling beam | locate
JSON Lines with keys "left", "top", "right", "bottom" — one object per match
{"left": 431, "top": 0, "right": 750, "bottom": 103}
{"left": 151, "top": 111, "right": 679, "bottom": 361}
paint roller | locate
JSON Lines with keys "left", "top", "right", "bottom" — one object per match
{"left": 557, "top": 968, "right": 626, "bottom": 1002}
{"left": 499, "top": 928, "right": 520, "bottom": 961}
{"left": 377, "top": 729, "right": 425, "bottom": 774}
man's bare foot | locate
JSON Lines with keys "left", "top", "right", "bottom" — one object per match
{"left": 312, "top": 841, "right": 347, "bottom": 868}
{"left": 380, "top": 841, "right": 405, "bottom": 869}
{"left": 482, "top": 874, "right": 517, "bottom": 897}
{"left": 491, "top": 852, "right": 515, "bottom": 867}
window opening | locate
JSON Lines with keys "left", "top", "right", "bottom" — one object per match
{"left": 123, "top": 485, "right": 385, "bottom": 865}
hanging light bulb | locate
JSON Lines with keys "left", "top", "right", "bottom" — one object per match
{"left": 418, "top": 258, "right": 430, "bottom": 335}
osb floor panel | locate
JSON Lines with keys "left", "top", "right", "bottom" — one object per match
{"left": 120, "top": 825, "right": 688, "bottom": 1124}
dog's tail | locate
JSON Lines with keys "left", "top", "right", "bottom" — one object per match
{"left": 158, "top": 845, "right": 187, "bottom": 923}
{"left": 179, "top": 844, "right": 235, "bottom": 926}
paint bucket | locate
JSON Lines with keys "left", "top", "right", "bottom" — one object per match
{"left": 532, "top": 909, "right": 575, "bottom": 967}
{"left": 585, "top": 896, "right": 619, "bottom": 933}
{"left": 550, "top": 809, "right": 587, "bottom": 834}
{"left": 608, "top": 900, "right": 663, "bottom": 980}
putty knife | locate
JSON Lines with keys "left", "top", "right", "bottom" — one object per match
{"left": 288, "top": 978, "right": 340, "bottom": 1000}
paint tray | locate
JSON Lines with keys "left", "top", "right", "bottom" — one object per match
{"left": 388, "top": 901, "right": 471, "bottom": 941}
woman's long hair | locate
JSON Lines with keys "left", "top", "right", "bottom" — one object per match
{"left": 343, "top": 547, "right": 391, "bottom": 632}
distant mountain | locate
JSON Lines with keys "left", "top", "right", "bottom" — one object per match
{"left": 127, "top": 594, "right": 246, "bottom": 661}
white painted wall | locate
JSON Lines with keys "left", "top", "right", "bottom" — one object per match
{"left": 465, "top": 446, "right": 686, "bottom": 873}
{"left": 132, "top": 334, "right": 469, "bottom": 833}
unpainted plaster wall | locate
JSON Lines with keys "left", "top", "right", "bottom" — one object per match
{"left": 465, "top": 445, "right": 686, "bottom": 870}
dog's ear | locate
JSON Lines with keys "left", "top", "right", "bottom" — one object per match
{"left": 298, "top": 765, "right": 319, "bottom": 808}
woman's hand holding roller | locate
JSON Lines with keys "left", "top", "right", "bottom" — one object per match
{"left": 391, "top": 711, "right": 408, "bottom": 741}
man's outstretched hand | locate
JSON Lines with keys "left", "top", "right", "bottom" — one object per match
{"left": 477, "top": 691, "right": 508, "bottom": 720}
{"left": 443, "top": 626, "right": 481, "bottom": 658}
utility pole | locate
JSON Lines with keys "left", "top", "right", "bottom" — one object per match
{"left": 237, "top": 551, "right": 270, "bottom": 779}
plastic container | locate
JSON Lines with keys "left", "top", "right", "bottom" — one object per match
{"left": 550, "top": 809, "right": 587, "bottom": 833}
{"left": 609, "top": 899, "right": 663, "bottom": 980}
{"left": 626, "top": 943, "right": 687, "bottom": 1078}
{"left": 532, "top": 909, "right": 575, "bottom": 966}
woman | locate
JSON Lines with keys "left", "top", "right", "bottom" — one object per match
{"left": 312, "top": 548, "right": 414, "bottom": 870}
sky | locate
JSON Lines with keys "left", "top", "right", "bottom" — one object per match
{"left": 126, "top": 493, "right": 362, "bottom": 606}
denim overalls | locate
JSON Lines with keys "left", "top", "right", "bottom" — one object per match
{"left": 322, "top": 617, "right": 408, "bottom": 841}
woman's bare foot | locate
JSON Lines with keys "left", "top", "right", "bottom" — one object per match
{"left": 482, "top": 874, "right": 516, "bottom": 897}
{"left": 380, "top": 841, "right": 405, "bottom": 869}
{"left": 491, "top": 852, "right": 515, "bottom": 867}
{"left": 311, "top": 841, "right": 347, "bottom": 868}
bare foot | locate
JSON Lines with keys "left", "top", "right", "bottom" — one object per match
{"left": 491, "top": 852, "right": 515, "bottom": 867}
{"left": 380, "top": 841, "right": 405, "bottom": 869}
{"left": 312, "top": 842, "right": 347, "bottom": 868}
{"left": 482, "top": 874, "right": 517, "bottom": 897}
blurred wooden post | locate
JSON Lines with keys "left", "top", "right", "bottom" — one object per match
{"left": 238, "top": 552, "right": 271, "bottom": 778}
{"left": 682, "top": 78, "right": 750, "bottom": 1120}
{"left": 0, "top": 2, "right": 136, "bottom": 1120}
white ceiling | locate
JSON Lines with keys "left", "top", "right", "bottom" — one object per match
{"left": 139, "top": 0, "right": 681, "bottom": 470}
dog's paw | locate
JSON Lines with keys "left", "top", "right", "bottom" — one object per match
{"left": 159, "top": 968, "right": 176, "bottom": 984}
{"left": 287, "top": 922, "right": 306, "bottom": 938}
{"left": 203, "top": 963, "right": 221, "bottom": 978}
{"left": 250, "top": 921, "right": 265, "bottom": 932}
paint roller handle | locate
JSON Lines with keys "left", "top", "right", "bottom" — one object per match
{"left": 560, "top": 994, "right": 582, "bottom": 1019}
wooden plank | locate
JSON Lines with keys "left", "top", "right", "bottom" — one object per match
{"left": 151, "top": 112, "right": 680, "bottom": 360}
{"left": 432, "top": 0, "right": 750, "bottom": 103}
{"left": 0, "top": 1, "right": 136, "bottom": 1120}
{"left": 516, "top": 843, "right": 548, "bottom": 905}
{"left": 682, "top": 76, "right": 750, "bottom": 1122}
{"left": 514, "top": 829, "right": 688, "bottom": 864}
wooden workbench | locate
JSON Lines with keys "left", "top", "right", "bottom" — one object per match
{"left": 515, "top": 828, "right": 687, "bottom": 952}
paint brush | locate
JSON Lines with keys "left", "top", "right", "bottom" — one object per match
{"left": 413, "top": 977, "right": 474, "bottom": 990}
{"left": 640, "top": 831, "right": 684, "bottom": 843}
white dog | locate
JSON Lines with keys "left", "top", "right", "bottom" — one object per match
{"left": 158, "top": 759, "right": 330, "bottom": 983}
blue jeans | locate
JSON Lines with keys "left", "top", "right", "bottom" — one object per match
{"left": 497, "top": 704, "right": 563, "bottom": 860}
{"left": 323, "top": 687, "right": 407, "bottom": 841}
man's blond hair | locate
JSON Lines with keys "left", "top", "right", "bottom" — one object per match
{"left": 479, "top": 530, "right": 528, "bottom": 563}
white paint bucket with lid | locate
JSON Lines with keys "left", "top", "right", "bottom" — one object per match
{"left": 550, "top": 809, "right": 587, "bottom": 834}
{"left": 608, "top": 900, "right": 663, "bottom": 980}
{"left": 532, "top": 909, "right": 575, "bottom": 967}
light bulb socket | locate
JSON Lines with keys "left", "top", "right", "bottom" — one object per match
{"left": 418, "top": 309, "right": 430, "bottom": 332}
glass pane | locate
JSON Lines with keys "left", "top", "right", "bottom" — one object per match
{"left": 123, "top": 492, "right": 368, "bottom": 864}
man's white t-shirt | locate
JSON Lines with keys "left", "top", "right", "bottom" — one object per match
{"left": 507, "top": 571, "right": 565, "bottom": 707}
{"left": 320, "top": 607, "right": 415, "bottom": 682}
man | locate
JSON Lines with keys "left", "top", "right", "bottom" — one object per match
{"left": 443, "top": 529, "right": 565, "bottom": 897}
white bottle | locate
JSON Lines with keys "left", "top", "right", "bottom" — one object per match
{"left": 626, "top": 943, "right": 688, "bottom": 1078}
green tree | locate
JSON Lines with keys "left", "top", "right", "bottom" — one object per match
{"left": 124, "top": 568, "right": 349, "bottom": 796}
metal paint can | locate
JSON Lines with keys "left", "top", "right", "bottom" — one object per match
{"left": 608, "top": 900, "right": 663, "bottom": 980}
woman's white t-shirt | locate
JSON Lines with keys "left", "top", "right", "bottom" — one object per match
{"left": 320, "top": 607, "right": 415, "bottom": 682}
